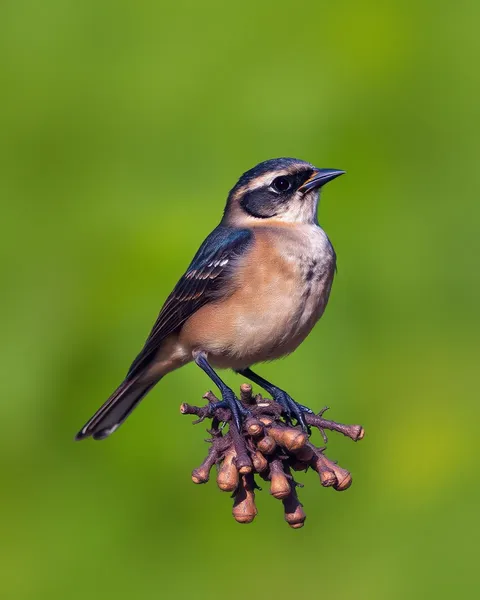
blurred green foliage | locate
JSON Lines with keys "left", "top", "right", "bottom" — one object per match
{"left": 1, "top": 1, "right": 479, "bottom": 598}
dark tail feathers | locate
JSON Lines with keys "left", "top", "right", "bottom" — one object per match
{"left": 75, "top": 378, "right": 156, "bottom": 441}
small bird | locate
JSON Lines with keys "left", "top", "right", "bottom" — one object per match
{"left": 76, "top": 158, "right": 344, "bottom": 440}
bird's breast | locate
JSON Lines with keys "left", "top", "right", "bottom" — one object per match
{"left": 180, "top": 224, "right": 336, "bottom": 369}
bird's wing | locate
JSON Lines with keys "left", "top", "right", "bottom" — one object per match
{"left": 126, "top": 226, "right": 253, "bottom": 378}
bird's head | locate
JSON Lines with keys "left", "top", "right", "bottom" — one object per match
{"left": 222, "top": 158, "right": 344, "bottom": 226}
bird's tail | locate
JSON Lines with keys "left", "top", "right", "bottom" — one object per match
{"left": 75, "top": 377, "right": 157, "bottom": 441}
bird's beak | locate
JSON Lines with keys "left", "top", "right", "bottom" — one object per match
{"left": 299, "top": 169, "right": 345, "bottom": 193}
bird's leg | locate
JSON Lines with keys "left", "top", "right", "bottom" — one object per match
{"left": 194, "top": 352, "right": 250, "bottom": 431}
{"left": 236, "top": 368, "right": 313, "bottom": 432}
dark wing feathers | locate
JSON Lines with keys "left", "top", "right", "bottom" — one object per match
{"left": 126, "top": 226, "right": 252, "bottom": 378}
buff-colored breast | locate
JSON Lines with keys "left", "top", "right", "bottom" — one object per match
{"left": 178, "top": 224, "right": 335, "bottom": 370}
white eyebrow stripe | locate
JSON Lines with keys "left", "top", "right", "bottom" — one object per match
{"left": 231, "top": 168, "right": 303, "bottom": 200}
{"left": 245, "top": 170, "right": 290, "bottom": 190}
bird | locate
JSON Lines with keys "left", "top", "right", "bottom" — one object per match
{"left": 75, "top": 157, "right": 344, "bottom": 441}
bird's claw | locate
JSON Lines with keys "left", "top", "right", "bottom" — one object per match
{"left": 297, "top": 403, "right": 315, "bottom": 415}
{"left": 274, "top": 391, "right": 312, "bottom": 433}
{"left": 210, "top": 393, "right": 251, "bottom": 432}
{"left": 208, "top": 400, "right": 228, "bottom": 413}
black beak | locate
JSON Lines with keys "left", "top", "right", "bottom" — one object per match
{"left": 299, "top": 169, "right": 345, "bottom": 193}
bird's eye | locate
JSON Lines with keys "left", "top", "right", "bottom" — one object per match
{"left": 271, "top": 177, "right": 291, "bottom": 193}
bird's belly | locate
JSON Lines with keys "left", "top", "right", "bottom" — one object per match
{"left": 238, "top": 273, "right": 332, "bottom": 363}
{"left": 181, "top": 270, "right": 333, "bottom": 370}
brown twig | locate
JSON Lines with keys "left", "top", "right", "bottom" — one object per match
{"left": 181, "top": 386, "right": 364, "bottom": 527}
{"left": 306, "top": 409, "right": 365, "bottom": 442}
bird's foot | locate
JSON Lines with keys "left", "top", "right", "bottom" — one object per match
{"left": 272, "top": 390, "right": 313, "bottom": 433}
{"left": 208, "top": 390, "right": 251, "bottom": 431}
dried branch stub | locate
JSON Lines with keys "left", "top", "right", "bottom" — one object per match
{"left": 232, "top": 473, "right": 257, "bottom": 523}
{"left": 183, "top": 386, "right": 364, "bottom": 528}
{"left": 216, "top": 446, "right": 239, "bottom": 492}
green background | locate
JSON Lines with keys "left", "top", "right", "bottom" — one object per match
{"left": 1, "top": 1, "right": 479, "bottom": 598}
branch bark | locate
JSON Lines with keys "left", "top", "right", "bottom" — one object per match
{"left": 182, "top": 386, "right": 364, "bottom": 528}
